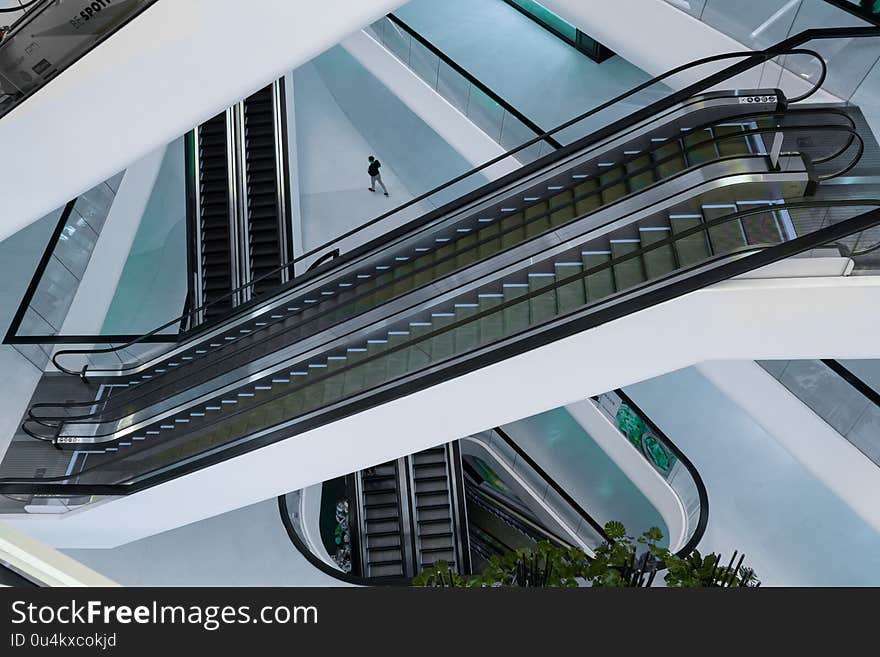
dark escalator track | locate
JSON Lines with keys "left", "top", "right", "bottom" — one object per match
{"left": 243, "top": 83, "right": 289, "bottom": 297}
{"left": 188, "top": 82, "right": 291, "bottom": 324}
{"left": 358, "top": 460, "right": 409, "bottom": 578}
{"left": 409, "top": 446, "right": 463, "bottom": 572}
{"left": 196, "top": 111, "right": 236, "bottom": 323}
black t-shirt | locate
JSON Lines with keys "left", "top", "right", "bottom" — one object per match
{"left": 368, "top": 160, "right": 381, "bottom": 176}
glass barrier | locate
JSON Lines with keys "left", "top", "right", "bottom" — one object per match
{"left": 0, "top": 0, "right": 158, "bottom": 120}
{"left": 470, "top": 430, "right": 607, "bottom": 551}
{"left": 9, "top": 173, "right": 123, "bottom": 367}
{"left": 664, "top": 0, "right": 880, "bottom": 105}
{"left": 757, "top": 360, "right": 880, "bottom": 465}
{"left": 364, "top": 15, "right": 553, "bottom": 162}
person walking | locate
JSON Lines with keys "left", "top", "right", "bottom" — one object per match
{"left": 367, "top": 155, "right": 389, "bottom": 196}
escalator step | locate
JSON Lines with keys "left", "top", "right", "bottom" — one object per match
{"left": 669, "top": 214, "right": 711, "bottom": 266}
{"left": 527, "top": 272, "right": 557, "bottom": 324}
{"left": 702, "top": 204, "right": 747, "bottom": 254}
{"left": 582, "top": 251, "right": 615, "bottom": 300}
{"left": 713, "top": 124, "right": 752, "bottom": 157}
{"left": 735, "top": 201, "right": 784, "bottom": 244}
{"left": 524, "top": 201, "right": 550, "bottom": 238}
{"left": 554, "top": 262, "right": 586, "bottom": 313}
{"left": 599, "top": 166, "right": 628, "bottom": 204}
{"left": 625, "top": 154, "right": 656, "bottom": 192}
{"left": 502, "top": 282, "right": 530, "bottom": 335}
{"left": 610, "top": 239, "right": 647, "bottom": 291}
{"left": 574, "top": 180, "right": 601, "bottom": 217}
{"left": 683, "top": 128, "right": 718, "bottom": 164}
{"left": 652, "top": 139, "right": 687, "bottom": 178}
{"left": 639, "top": 227, "right": 678, "bottom": 279}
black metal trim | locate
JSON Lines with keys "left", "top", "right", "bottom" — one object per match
{"left": 4, "top": 199, "right": 77, "bottom": 344}
{"left": 492, "top": 426, "right": 610, "bottom": 542}
{"left": 613, "top": 389, "right": 709, "bottom": 557}
{"left": 450, "top": 441, "right": 472, "bottom": 575}
{"left": 183, "top": 129, "right": 200, "bottom": 333}
{"left": 276, "top": 76, "right": 297, "bottom": 271}
{"left": 386, "top": 12, "right": 562, "bottom": 150}
{"left": 822, "top": 359, "right": 880, "bottom": 407}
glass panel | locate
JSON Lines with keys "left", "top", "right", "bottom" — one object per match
{"left": 787, "top": 1, "right": 879, "bottom": 100}
{"left": 73, "top": 181, "right": 115, "bottom": 233}
{"left": 701, "top": 0, "right": 803, "bottom": 50}
{"left": 382, "top": 21, "right": 411, "bottom": 64}
{"left": 666, "top": 0, "right": 708, "bottom": 17}
{"left": 848, "top": 404, "right": 880, "bottom": 464}
{"left": 776, "top": 360, "right": 873, "bottom": 435}
{"left": 29, "top": 255, "right": 77, "bottom": 330}
{"left": 407, "top": 36, "right": 440, "bottom": 89}
{"left": 53, "top": 212, "right": 98, "bottom": 280}
{"left": 499, "top": 113, "right": 543, "bottom": 162}
{"left": 436, "top": 59, "right": 471, "bottom": 114}
{"left": 465, "top": 85, "right": 504, "bottom": 141}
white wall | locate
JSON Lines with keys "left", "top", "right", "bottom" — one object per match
{"left": 6, "top": 274, "right": 880, "bottom": 548}
{"left": 0, "top": 0, "right": 407, "bottom": 243}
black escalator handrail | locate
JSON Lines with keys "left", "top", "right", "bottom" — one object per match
{"left": 491, "top": 427, "right": 611, "bottom": 543}
{"left": 30, "top": 119, "right": 859, "bottom": 428}
{"left": 821, "top": 360, "right": 880, "bottom": 409}
{"left": 611, "top": 389, "right": 709, "bottom": 557}
{"left": 30, "top": 196, "right": 874, "bottom": 438}
{"left": 46, "top": 34, "right": 841, "bottom": 378}
{"left": 5, "top": 200, "right": 880, "bottom": 492}
{"left": 384, "top": 12, "right": 562, "bottom": 150}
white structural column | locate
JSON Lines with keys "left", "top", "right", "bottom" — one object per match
{"left": 0, "top": 0, "right": 408, "bottom": 243}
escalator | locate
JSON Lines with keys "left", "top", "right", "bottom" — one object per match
{"left": 243, "top": 83, "right": 289, "bottom": 297}
{"left": 357, "top": 460, "right": 409, "bottom": 578}
{"left": 280, "top": 429, "right": 613, "bottom": 583}
{"left": 195, "top": 111, "right": 236, "bottom": 323}
{"left": 353, "top": 444, "right": 465, "bottom": 580}
{"left": 188, "top": 81, "right": 291, "bottom": 325}
{"left": 4, "top": 27, "right": 880, "bottom": 500}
